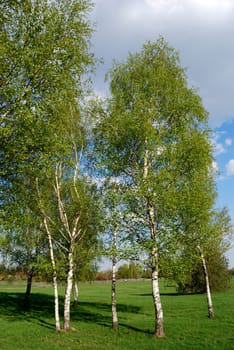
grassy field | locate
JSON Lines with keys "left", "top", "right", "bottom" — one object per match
{"left": 0, "top": 279, "right": 233, "bottom": 350}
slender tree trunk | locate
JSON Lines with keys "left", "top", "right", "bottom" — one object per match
{"left": 24, "top": 267, "right": 34, "bottom": 307}
{"left": 144, "top": 143, "right": 165, "bottom": 337}
{"left": 111, "top": 207, "right": 118, "bottom": 330}
{"left": 112, "top": 252, "right": 118, "bottom": 329}
{"left": 73, "top": 277, "right": 79, "bottom": 307}
{"left": 43, "top": 217, "right": 61, "bottom": 331}
{"left": 198, "top": 246, "right": 214, "bottom": 318}
{"left": 52, "top": 266, "right": 61, "bottom": 332}
{"left": 54, "top": 163, "right": 81, "bottom": 331}
{"left": 148, "top": 205, "right": 165, "bottom": 337}
{"left": 64, "top": 248, "right": 74, "bottom": 330}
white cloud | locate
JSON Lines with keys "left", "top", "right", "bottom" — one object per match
{"left": 91, "top": 0, "right": 234, "bottom": 127}
{"left": 190, "top": 0, "right": 234, "bottom": 19}
{"left": 211, "top": 161, "right": 225, "bottom": 180}
{"left": 226, "top": 159, "right": 234, "bottom": 176}
{"left": 225, "top": 138, "right": 232, "bottom": 146}
{"left": 212, "top": 135, "right": 232, "bottom": 156}
{"left": 212, "top": 161, "right": 219, "bottom": 174}
{"left": 214, "top": 143, "right": 225, "bottom": 155}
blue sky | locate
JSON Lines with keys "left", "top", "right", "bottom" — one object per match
{"left": 214, "top": 121, "right": 234, "bottom": 226}
{"left": 90, "top": 0, "right": 234, "bottom": 267}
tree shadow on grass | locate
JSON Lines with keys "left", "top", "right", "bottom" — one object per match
{"left": 73, "top": 302, "right": 151, "bottom": 334}
{"left": 0, "top": 291, "right": 144, "bottom": 333}
{"left": 0, "top": 291, "right": 57, "bottom": 329}
{"left": 136, "top": 292, "right": 202, "bottom": 297}
{"left": 71, "top": 301, "right": 141, "bottom": 327}
{"left": 119, "top": 323, "right": 153, "bottom": 335}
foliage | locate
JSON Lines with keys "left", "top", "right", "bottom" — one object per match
{"left": 94, "top": 37, "right": 216, "bottom": 336}
{"left": 1, "top": 0, "right": 94, "bottom": 179}
{"left": 117, "top": 263, "right": 143, "bottom": 279}
{"left": 94, "top": 36, "right": 214, "bottom": 259}
{"left": 96, "top": 270, "right": 113, "bottom": 281}
{"left": 172, "top": 206, "right": 233, "bottom": 294}
{"left": 176, "top": 253, "right": 231, "bottom": 293}
{"left": 0, "top": 0, "right": 96, "bottom": 281}
{"left": 0, "top": 0, "right": 97, "bottom": 331}
{"left": 1, "top": 4, "right": 233, "bottom": 336}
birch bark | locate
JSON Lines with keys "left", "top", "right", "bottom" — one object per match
{"left": 54, "top": 162, "right": 81, "bottom": 331}
{"left": 111, "top": 223, "right": 118, "bottom": 329}
{"left": 64, "top": 248, "right": 74, "bottom": 330}
{"left": 43, "top": 217, "right": 61, "bottom": 331}
{"left": 73, "top": 277, "right": 79, "bottom": 307}
{"left": 198, "top": 246, "right": 214, "bottom": 318}
{"left": 148, "top": 204, "right": 165, "bottom": 337}
{"left": 143, "top": 143, "right": 165, "bottom": 337}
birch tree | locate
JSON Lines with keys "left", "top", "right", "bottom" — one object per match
{"left": 173, "top": 162, "right": 232, "bottom": 318}
{"left": 99, "top": 178, "right": 137, "bottom": 330}
{"left": 0, "top": 0, "right": 94, "bottom": 223}
{"left": 0, "top": 0, "right": 95, "bottom": 330}
{"left": 101, "top": 180, "right": 123, "bottom": 330}
{"left": 42, "top": 214, "right": 61, "bottom": 331}
{"left": 110, "top": 203, "right": 118, "bottom": 330}
{"left": 37, "top": 148, "right": 101, "bottom": 331}
{"left": 197, "top": 208, "right": 233, "bottom": 318}
{"left": 94, "top": 38, "right": 212, "bottom": 337}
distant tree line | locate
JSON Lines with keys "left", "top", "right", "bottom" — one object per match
{"left": 1, "top": 259, "right": 232, "bottom": 295}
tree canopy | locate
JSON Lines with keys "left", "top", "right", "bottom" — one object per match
{"left": 94, "top": 37, "right": 221, "bottom": 337}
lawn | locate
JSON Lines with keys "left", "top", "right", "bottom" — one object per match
{"left": 0, "top": 279, "right": 233, "bottom": 350}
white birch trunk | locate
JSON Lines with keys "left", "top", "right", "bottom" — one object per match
{"left": 53, "top": 269, "right": 61, "bottom": 332}
{"left": 64, "top": 249, "right": 74, "bottom": 330}
{"left": 112, "top": 258, "right": 118, "bottom": 329}
{"left": 143, "top": 143, "right": 165, "bottom": 337}
{"left": 112, "top": 225, "right": 118, "bottom": 329}
{"left": 152, "top": 265, "right": 164, "bottom": 336}
{"left": 43, "top": 217, "right": 61, "bottom": 331}
{"left": 73, "top": 278, "right": 79, "bottom": 307}
{"left": 198, "top": 246, "right": 214, "bottom": 318}
{"left": 149, "top": 206, "right": 165, "bottom": 337}
{"left": 151, "top": 247, "right": 164, "bottom": 337}
{"left": 54, "top": 163, "right": 81, "bottom": 330}
{"left": 111, "top": 190, "right": 118, "bottom": 329}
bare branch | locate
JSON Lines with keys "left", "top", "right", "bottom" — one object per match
{"left": 72, "top": 139, "right": 83, "bottom": 201}
{"left": 54, "top": 162, "right": 71, "bottom": 237}
{"left": 71, "top": 213, "right": 81, "bottom": 240}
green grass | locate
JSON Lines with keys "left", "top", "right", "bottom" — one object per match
{"left": 0, "top": 279, "right": 234, "bottom": 350}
